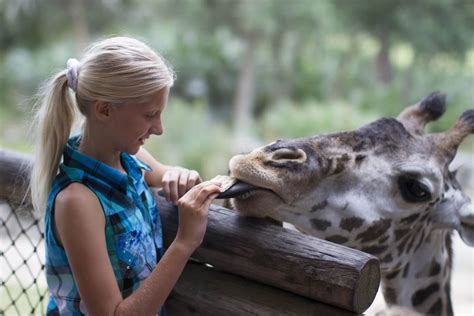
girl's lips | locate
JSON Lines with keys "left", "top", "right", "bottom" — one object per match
{"left": 139, "top": 135, "right": 151, "bottom": 145}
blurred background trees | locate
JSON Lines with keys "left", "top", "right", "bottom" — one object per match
{"left": 0, "top": 0, "right": 473, "bottom": 178}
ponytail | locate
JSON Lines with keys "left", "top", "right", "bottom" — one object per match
{"left": 30, "top": 71, "right": 79, "bottom": 215}
{"left": 29, "top": 36, "right": 174, "bottom": 216}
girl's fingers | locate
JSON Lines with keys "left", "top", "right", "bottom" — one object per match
{"left": 180, "top": 170, "right": 201, "bottom": 196}
{"left": 202, "top": 192, "right": 219, "bottom": 210}
{"left": 165, "top": 168, "right": 202, "bottom": 201}
{"left": 178, "top": 170, "right": 190, "bottom": 197}
{"left": 164, "top": 169, "right": 179, "bottom": 203}
{"left": 179, "top": 181, "right": 221, "bottom": 206}
{"left": 190, "top": 170, "right": 202, "bottom": 185}
{"left": 193, "top": 183, "right": 221, "bottom": 206}
{"left": 162, "top": 177, "right": 171, "bottom": 202}
{"left": 186, "top": 173, "right": 199, "bottom": 191}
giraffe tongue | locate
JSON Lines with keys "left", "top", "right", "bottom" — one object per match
{"left": 216, "top": 181, "right": 261, "bottom": 199}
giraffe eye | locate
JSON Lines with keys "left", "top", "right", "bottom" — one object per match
{"left": 398, "top": 176, "right": 432, "bottom": 203}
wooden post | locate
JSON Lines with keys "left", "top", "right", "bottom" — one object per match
{"left": 0, "top": 149, "right": 380, "bottom": 313}
{"left": 0, "top": 149, "right": 32, "bottom": 207}
{"left": 166, "top": 261, "right": 356, "bottom": 315}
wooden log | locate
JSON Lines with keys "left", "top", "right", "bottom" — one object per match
{"left": 157, "top": 193, "right": 379, "bottom": 313}
{"left": 0, "top": 149, "right": 380, "bottom": 313}
{"left": 0, "top": 149, "right": 32, "bottom": 207}
{"left": 166, "top": 261, "right": 357, "bottom": 316}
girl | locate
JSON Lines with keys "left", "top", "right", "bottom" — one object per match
{"left": 30, "top": 36, "right": 222, "bottom": 315}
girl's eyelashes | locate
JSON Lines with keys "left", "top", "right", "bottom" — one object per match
{"left": 144, "top": 112, "right": 159, "bottom": 119}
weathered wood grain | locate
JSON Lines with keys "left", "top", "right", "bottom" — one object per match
{"left": 166, "top": 261, "right": 358, "bottom": 315}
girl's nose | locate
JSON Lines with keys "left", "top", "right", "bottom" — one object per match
{"left": 151, "top": 119, "right": 163, "bottom": 135}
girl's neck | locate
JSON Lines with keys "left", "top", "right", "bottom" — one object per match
{"left": 78, "top": 128, "right": 126, "bottom": 174}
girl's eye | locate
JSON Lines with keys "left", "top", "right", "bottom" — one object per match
{"left": 145, "top": 113, "right": 157, "bottom": 119}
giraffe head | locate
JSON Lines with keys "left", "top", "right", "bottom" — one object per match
{"left": 228, "top": 92, "right": 474, "bottom": 270}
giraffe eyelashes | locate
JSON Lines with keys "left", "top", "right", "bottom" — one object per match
{"left": 398, "top": 176, "right": 432, "bottom": 203}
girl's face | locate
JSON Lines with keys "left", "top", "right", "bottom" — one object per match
{"left": 108, "top": 87, "right": 169, "bottom": 154}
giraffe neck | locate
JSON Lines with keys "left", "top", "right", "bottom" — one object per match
{"left": 381, "top": 230, "right": 453, "bottom": 316}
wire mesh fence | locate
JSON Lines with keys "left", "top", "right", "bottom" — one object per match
{"left": 0, "top": 201, "right": 47, "bottom": 315}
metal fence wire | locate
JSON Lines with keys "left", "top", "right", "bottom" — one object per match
{"left": 0, "top": 201, "right": 47, "bottom": 315}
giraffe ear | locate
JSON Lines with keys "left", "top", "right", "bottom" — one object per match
{"left": 458, "top": 203, "right": 474, "bottom": 247}
{"left": 435, "top": 109, "right": 474, "bottom": 164}
{"left": 397, "top": 92, "right": 446, "bottom": 135}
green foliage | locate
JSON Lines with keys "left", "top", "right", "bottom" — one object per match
{"left": 145, "top": 99, "right": 234, "bottom": 179}
{"left": 0, "top": 0, "right": 473, "bottom": 159}
{"left": 333, "top": 0, "right": 474, "bottom": 55}
{"left": 259, "top": 99, "right": 380, "bottom": 141}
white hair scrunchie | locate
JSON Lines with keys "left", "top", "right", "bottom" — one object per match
{"left": 66, "top": 58, "right": 80, "bottom": 92}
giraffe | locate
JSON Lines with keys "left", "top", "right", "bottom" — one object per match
{"left": 225, "top": 92, "right": 474, "bottom": 315}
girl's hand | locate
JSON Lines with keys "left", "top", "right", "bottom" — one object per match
{"left": 175, "top": 181, "right": 222, "bottom": 251}
{"left": 161, "top": 167, "right": 202, "bottom": 204}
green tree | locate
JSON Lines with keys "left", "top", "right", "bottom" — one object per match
{"left": 333, "top": 0, "right": 474, "bottom": 84}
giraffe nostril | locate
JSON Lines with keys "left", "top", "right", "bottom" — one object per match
{"left": 272, "top": 148, "right": 307, "bottom": 162}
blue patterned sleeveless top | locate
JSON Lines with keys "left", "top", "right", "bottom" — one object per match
{"left": 44, "top": 135, "right": 164, "bottom": 315}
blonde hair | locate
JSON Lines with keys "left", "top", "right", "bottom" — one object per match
{"left": 30, "top": 36, "right": 175, "bottom": 215}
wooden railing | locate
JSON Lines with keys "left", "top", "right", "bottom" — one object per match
{"left": 0, "top": 148, "right": 380, "bottom": 315}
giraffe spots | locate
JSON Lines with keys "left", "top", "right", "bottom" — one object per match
{"left": 420, "top": 212, "right": 430, "bottom": 222}
{"left": 445, "top": 283, "right": 453, "bottom": 315}
{"left": 415, "top": 259, "right": 441, "bottom": 279}
{"left": 427, "top": 299, "right": 442, "bottom": 315}
{"left": 339, "top": 216, "right": 364, "bottom": 232}
{"left": 310, "top": 218, "right": 331, "bottom": 231}
{"left": 333, "top": 154, "right": 350, "bottom": 174}
{"left": 393, "top": 262, "right": 403, "bottom": 272}
{"left": 402, "top": 263, "right": 410, "bottom": 278}
{"left": 414, "top": 229, "right": 426, "bottom": 251}
{"left": 378, "top": 235, "right": 389, "bottom": 244}
{"left": 385, "top": 269, "right": 400, "bottom": 280}
{"left": 356, "top": 219, "right": 392, "bottom": 243}
{"left": 317, "top": 155, "right": 331, "bottom": 175}
{"left": 382, "top": 287, "right": 398, "bottom": 305}
{"left": 411, "top": 283, "right": 440, "bottom": 306}
{"left": 445, "top": 233, "right": 453, "bottom": 269}
{"left": 428, "top": 197, "right": 441, "bottom": 207}
{"left": 310, "top": 200, "right": 328, "bottom": 213}
{"left": 443, "top": 264, "right": 449, "bottom": 279}
{"left": 397, "top": 235, "right": 410, "bottom": 255}
{"left": 400, "top": 213, "right": 420, "bottom": 224}
{"left": 354, "top": 154, "right": 366, "bottom": 167}
{"left": 380, "top": 253, "right": 393, "bottom": 263}
{"left": 325, "top": 235, "right": 349, "bottom": 244}
{"left": 361, "top": 245, "right": 388, "bottom": 255}
{"left": 394, "top": 228, "right": 410, "bottom": 241}
{"left": 405, "top": 234, "right": 417, "bottom": 253}
{"left": 352, "top": 141, "right": 366, "bottom": 153}
{"left": 429, "top": 260, "right": 441, "bottom": 277}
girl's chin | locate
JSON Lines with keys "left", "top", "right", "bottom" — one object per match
{"left": 124, "top": 142, "right": 142, "bottom": 155}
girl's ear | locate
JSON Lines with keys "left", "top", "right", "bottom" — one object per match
{"left": 94, "top": 100, "right": 113, "bottom": 121}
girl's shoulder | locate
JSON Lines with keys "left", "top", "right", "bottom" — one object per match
{"left": 55, "top": 183, "right": 103, "bottom": 220}
{"left": 53, "top": 182, "right": 104, "bottom": 246}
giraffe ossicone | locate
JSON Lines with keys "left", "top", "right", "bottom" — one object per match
{"left": 227, "top": 92, "right": 473, "bottom": 315}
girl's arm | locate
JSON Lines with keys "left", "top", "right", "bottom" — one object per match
{"left": 135, "top": 147, "right": 170, "bottom": 187}
{"left": 55, "top": 180, "right": 220, "bottom": 316}
{"left": 136, "top": 147, "right": 202, "bottom": 204}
